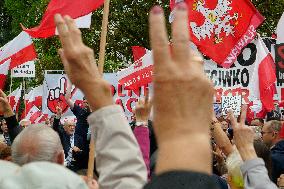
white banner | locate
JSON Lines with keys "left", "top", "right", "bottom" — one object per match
{"left": 42, "top": 73, "right": 149, "bottom": 121}
{"left": 12, "top": 61, "right": 35, "bottom": 78}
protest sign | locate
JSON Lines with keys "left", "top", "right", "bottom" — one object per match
{"left": 221, "top": 95, "right": 242, "bottom": 116}
{"left": 12, "top": 61, "right": 35, "bottom": 78}
{"left": 42, "top": 73, "right": 149, "bottom": 121}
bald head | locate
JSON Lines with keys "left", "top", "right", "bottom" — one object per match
{"left": 12, "top": 125, "right": 64, "bottom": 166}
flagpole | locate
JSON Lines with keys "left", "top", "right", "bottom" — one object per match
{"left": 97, "top": 0, "right": 110, "bottom": 74}
{"left": 9, "top": 72, "right": 13, "bottom": 103}
{"left": 23, "top": 77, "right": 26, "bottom": 117}
{"left": 87, "top": 0, "right": 111, "bottom": 181}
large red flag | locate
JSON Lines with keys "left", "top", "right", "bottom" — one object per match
{"left": 23, "top": 0, "right": 104, "bottom": 38}
{"left": 170, "top": 0, "right": 264, "bottom": 68}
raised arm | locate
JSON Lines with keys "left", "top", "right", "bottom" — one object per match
{"left": 133, "top": 94, "right": 152, "bottom": 179}
{"left": 0, "top": 90, "right": 22, "bottom": 143}
{"left": 229, "top": 106, "right": 278, "bottom": 189}
{"left": 211, "top": 113, "right": 234, "bottom": 156}
{"left": 55, "top": 14, "right": 147, "bottom": 189}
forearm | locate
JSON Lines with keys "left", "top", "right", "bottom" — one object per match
{"left": 88, "top": 105, "right": 147, "bottom": 189}
{"left": 241, "top": 158, "right": 278, "bottom": 189}
{"left": 4, "top": 115, "right": 21, "bottom": 143}
{"left": 212, "top": 123, "right": 233, "bottom": 156}
{"left": 66, "top": 98, "right": 75, "bottom": 109}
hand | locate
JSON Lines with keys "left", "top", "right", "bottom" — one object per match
{"left": 54, "top": 14, "right": 113, "bottom": 111}
{"left": 229, "top": 105, "right": 257, "bottom": 161}
{"left": 150, "top": 4, "right": 213, "bottom": 174}
{"left": 135, "top": 91, "right": 152, "bottom": 122}
{"left": 56, "top": 106, "right": 63, "bottom": 117}
{"left": 278, "top": 174, "right": 284, "bottom": 188}
{"left": 0, "top": 90, "right": 13, "bottom": 117}
{"left": 72, "top": 146, "right": 82, "bottom": 153}
{"left": 47, "top": 77, "right": 76, "bottom": 114}
{"left": 81, "top": 176, "right": 99, "bottom": 189}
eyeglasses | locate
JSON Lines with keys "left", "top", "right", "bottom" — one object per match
{"left": 261, "top": 131, "right": 272, "bottom": 136}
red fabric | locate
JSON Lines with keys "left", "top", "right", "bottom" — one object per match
{"left": 132, "top": 46, "right": 147, "bottom": 62}
{"left": 246, "top": 101, "right": 267, "bottom": 123}
{"left": 23, "top": 0, "right": 104, "bottom": 38}
{"left": 259, "top": 55, "right": 276, "bottom": 111}
{"left": 0, "top": 75, "right": 7, "bottom": 90}
{"left": 170, "top": 0, "right": 264, "bottom": 68}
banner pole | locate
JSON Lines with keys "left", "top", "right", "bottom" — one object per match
{"left": 23, "top": 77, "right": 26, "bottom": 117}
{"left": 97, "top": 0, "right": 111, "bottom": 74}
{"left": 88, "top": 0, "right": 111, "bottom": 181}
{"left": 9, "top": 72, "right": 13, "bottom": 103}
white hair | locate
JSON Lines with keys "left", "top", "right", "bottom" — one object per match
{"left": 12, "top": 125, "right": 63, "bottom": 166}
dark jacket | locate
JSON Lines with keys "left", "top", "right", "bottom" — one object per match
{"left": 53, "top": 117, "right": 86, "bottom": 172}
{"left": 5, "top": 115, "right": 22, "bottom": 144}
{"left": 271, "top": 140, "right": 284, "bottom": 183}
{"left": 143, "top": 171, "right": 219, "bottom": 189}
{"left": 71, "top": 104, "right": 91, "bottom": 171}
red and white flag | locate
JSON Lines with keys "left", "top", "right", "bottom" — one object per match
{"left": 22, "top": 85, "right": 43, "bottom": 119}
{"left": 132, "top": 46, "right": 147, "bottom": 62}
{"left": 0, "top": 31, "right": 37, "bottom": 69}
{"left": 249, "top": 37, "right": 276, "bottom": 111}
{"left": 170, "top": 0, "right": 264, "bottom": 68}
{"left": 25, "top": 105, "right": 43, "bottom": 124}
{"left": 23, "top": 0, "right": 104, "bottom": 38}
{"left": 0, "top": 59, "right": 10, "bottom": 89}
{"left": 8, "top": 85, "right": 22, "bottom": 113}
{"left": 117, "top": 50, "right": 153, "bottom": 90}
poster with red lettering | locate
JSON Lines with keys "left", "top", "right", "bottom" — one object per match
{"left": 170, "top": 0, "right": 264, "bottom": 68}
{"left": 42, "top": 73, "right": 148, "bottom": 121}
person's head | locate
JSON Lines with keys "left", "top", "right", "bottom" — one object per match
{"left": 63, "top": 120, "right": 76, "bottom": 135}
{"left": 11, "top": 125, "right": 64, "bottom": 166}
{"left": 83, "top": 97, "right": 90, "bottom": 111}
{"left": 262, "top": 120, "right": 283, "bottom": 147}
{"left": 221, "top": 120, "right": 229, "bottom": 132}
{"left": 253, "top": 139, "right": 272, "bottom": 178}
{"left": 50, "top": 115, "right": 56, "bottom": 126}
{"left": 250, "top": 118, "right": 264, "bottom": 127}
{"left": 19, "top": 119, "right": 31, "bottom": 128}
{"left": 0, "top": 119, "right": 8, "bottom": 133}
{"left": 0, "top": 146, "right": 12, "bottom": 161}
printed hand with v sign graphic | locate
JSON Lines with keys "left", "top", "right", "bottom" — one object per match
{"left": 47, "top": 77, "right": 76, "bottom": 114}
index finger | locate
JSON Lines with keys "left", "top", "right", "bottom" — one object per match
{"left": 145, "top": 90, "right": 149, "bottom": 104}
{"left": 239, "top": 105, "right": 248, "bottom": 126}
{"left": 149, "top": 6, "right": 171, "bottom": 72}
{"left": 228, "top": 110, "right": 238, "bottom": 130}
{"left": 54, "top": 14, "right": 73, "bottom": 49}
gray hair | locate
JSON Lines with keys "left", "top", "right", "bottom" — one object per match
{"left": 267, "top": 120, "right": 282, "bottom": 133}
{"left": 12, "top": 125, "right": 63, "bottom": 166}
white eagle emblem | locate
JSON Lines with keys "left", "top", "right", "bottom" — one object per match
{"left": 190, "top": 0, "right": 241, "bottom": 44}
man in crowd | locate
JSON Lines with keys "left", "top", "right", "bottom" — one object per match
{"left": 64, "top": 86, "right": 91, "bottom": 172}
{"left": 0, "top": 119, "right": 11, "bottom": 146}
{"left": 53, "top": 106, "right": 85, "bottom": 172}
{"left": 250, "top": 118, "right": 264, "bottom": 127}
{"left": 262, "top": 120, "right": 284, "bottom": 183}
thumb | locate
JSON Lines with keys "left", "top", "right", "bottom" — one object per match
{"left": 58, "top": 49, "right": 68, "bottom": 68}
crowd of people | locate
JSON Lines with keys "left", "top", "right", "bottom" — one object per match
{"left": 1, "top": 4, "right": 284, "bottom": 189}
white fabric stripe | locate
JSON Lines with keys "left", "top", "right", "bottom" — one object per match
{"left": 0, "top": 32, "right": 33, "bottom": 62}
